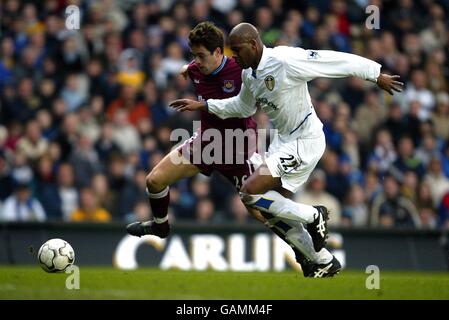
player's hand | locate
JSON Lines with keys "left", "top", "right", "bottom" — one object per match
{"left": 169, "top": 99, "right": 206, "bottom": 112}
{"left": 179, "top": 64, "right": 189, "bottom": 79}
{"left": 376, "top": 73, "right": 404, "bottom": 95}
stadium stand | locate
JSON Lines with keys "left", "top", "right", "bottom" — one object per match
{"left": 0, "top": 0, "right": 448, "bottom": 230}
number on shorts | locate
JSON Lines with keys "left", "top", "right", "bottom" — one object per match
{"left": 279, "top": 155, "right": 300, "bottom": 171}
{"left": 233, "top": 175, "right": 248, "bottom": 190}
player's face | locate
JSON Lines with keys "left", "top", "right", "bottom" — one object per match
{"left": 229, "top": 37, "right": 255, "bottom": 69}
{"left": 190, "top": 45, "right": 221, "bottom": 75}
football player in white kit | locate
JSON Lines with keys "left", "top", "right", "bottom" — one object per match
{"left": 171, "top": 23, "right": 403, "bottom": 277}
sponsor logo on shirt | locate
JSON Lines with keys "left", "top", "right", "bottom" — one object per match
{"left": 194, "top": 79, "right": 200, "bottom": 84}
{"left": 223, "top": 80, "right": 235, "bottom": 93}
{"left": 307, "top": 50, "right": 319, "bottom": 60}
{"left": 264, "top": 75, "right": 275, "bottom": 91}
{"left": 256, "top": 97, "right": 278, "bottom": 111}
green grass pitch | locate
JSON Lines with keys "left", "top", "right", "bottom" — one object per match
{"left": 0, "top": 266, "right": 448, "bottom": 299}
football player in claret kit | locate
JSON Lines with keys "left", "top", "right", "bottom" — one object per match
{"left": 171, "top": 23, "right": 404, "bottom": 277}
{"left": 127, "top": 22, "right": 318, "bottom": 276}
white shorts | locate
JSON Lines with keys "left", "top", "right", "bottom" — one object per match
{"left": 263, "top": 133, "right": 326, "bottom": 193}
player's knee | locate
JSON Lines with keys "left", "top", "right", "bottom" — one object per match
{"left": 240, "top": 183, "right": 258, "bottom": 195}
{"left": 146, "top": 170, "right": 165, "bottom": 192}
{"left": 239, "top": 192, "right": 258, "bottom": 206}
{"left": 240, "top": 182, "right": 261, "bottom": 205}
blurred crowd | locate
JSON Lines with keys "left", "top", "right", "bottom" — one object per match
{"left": 1, "top": 0, "right": 449, "bottom": 230}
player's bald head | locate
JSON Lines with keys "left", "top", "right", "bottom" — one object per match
{"left": 228, "top": 22, "right": 264, "bottom": 70}
{"left": 229, "top": 23, "right": 261, "bottom": 43}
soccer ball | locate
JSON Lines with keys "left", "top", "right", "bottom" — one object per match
{"left": 38, "top": 238, "right": 75, "bottom": 273}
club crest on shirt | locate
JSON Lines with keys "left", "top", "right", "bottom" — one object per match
{"left": 264, "top": 75, "right": 275, "bottom": 91}
{"left": 222, "top": 80, "right": 235, "bottom": 93}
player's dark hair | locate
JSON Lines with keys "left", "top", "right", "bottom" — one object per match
{"left": 189, "top": 22, "right": 224, "bottom": 54}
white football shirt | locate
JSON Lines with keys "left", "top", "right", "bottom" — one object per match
{"left": 207, "top": 46, "right": 381, "bottom": 141}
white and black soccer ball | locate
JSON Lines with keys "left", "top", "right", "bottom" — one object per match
{"left": 38, "top": 238, "right": 75, "bottom": 273}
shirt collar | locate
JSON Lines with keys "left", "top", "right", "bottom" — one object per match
{"left": 211, "top": 56, "right": 227, "bottom": 75}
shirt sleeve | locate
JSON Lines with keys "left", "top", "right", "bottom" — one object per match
{"left": 283, "top": 47, "right": 381, "bottom": 83}
{"left": 206, "top": 73, "right": 257, "bottom": 119}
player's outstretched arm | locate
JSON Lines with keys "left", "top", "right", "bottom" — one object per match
{"left": 171, "top": 78, "right": 257, "bottom": 119}
{"left": 376, "top": 73, "right": 404, "bottom": 95}
{"left": 170, "top": 99, "right": 206, "bottom": 112}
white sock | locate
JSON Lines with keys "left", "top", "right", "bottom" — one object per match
{"left": 316, "top": 248, "right": 333, "bottom": 264}
{"left": 285, "top": 222, "right": 333, "bottom": 264}
{"left": 250, "top": 190, "right": 318, "bottom": 224}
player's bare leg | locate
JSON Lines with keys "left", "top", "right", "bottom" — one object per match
{"left": 126, "top": 149, "right": 200, "bottom": 238}
{"left": 239, "top": 163, "right": 340, "bottom": 276}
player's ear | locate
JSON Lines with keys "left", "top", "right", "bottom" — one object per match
{"left": 213, "top": 47, "right": 222, "bottom": 57}
{"left": 248, "top": 39, "right": 257, "bottom": 49}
